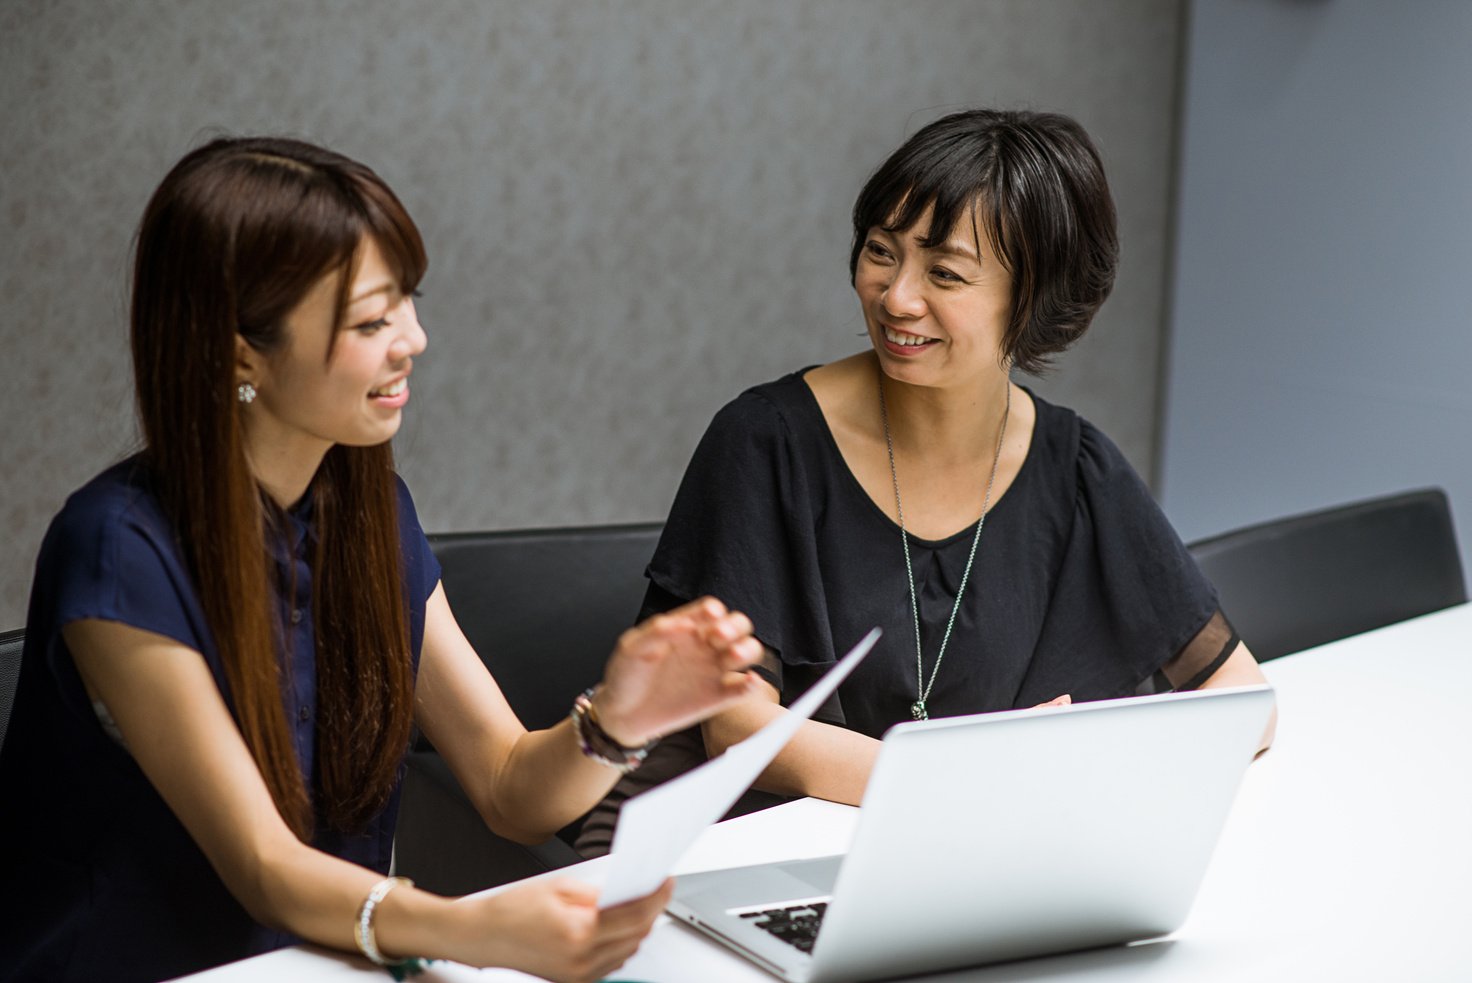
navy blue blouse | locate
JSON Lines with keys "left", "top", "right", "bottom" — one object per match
{"left": 0, "top": 456, "right": 440, "bottom": 982}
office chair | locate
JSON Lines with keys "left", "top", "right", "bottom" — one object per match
{"left": 394, "top": 523, "right": 662, "bottom": 895}
{"left": 1187, "top": 489, "right": 1466, "bottom": 663}
{"left": 0, "top": 628, "right": 22, "bottom": 754}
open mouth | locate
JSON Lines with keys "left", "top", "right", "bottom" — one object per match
{"left": 369, "top": 378, "right": 407, "bottom": 399}
{"left": 882, "top": 326, "right": 938, "bottom": 350}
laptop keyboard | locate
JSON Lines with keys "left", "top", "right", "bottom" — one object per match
{"left": 741, "top": 901, "right": 828, "bottom": 953}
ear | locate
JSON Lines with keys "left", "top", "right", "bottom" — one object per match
{"left": 234, "top": 333, "right": 264, "bottom": 386}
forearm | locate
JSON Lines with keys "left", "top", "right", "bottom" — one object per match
{"left": 701, "top": 697, "right": 881, "bottom": 805}
{"left": 419, "top": 587, "right": 761, "bottom": 844}
{"left": 261, "top": 851, "right": 436, "bottom": 954}
{"left": 475, "top": 717, "right": 626, "bottom": 843}
{"left": 1198, "top": 641, "right": 1277, "bottom": 755}
{"left": 250, "top": 825, "right": 675, "bottom": 979}
{"left": 220, "top": 827, "right": 469, "bottom": 962}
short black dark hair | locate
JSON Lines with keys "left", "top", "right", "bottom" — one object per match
{"left": 849, "top": 109, "right": 1118, "bottom": 373}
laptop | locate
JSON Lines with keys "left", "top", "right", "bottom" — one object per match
{"left": 667, "top": 684, "right": 1274, "bottom": 982}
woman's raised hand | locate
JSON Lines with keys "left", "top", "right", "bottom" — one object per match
{"left": 458, "top": 877, "right": 674, "bottom": 982}
{"left": 592, "top": 597, "right": 763, "bottom": 746}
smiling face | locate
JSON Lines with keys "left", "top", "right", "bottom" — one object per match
{"left": 854, "top": 202, "right": 1013, "bottom": 390}
{"left": 237, "top": 236, "right": 426, "bottom": 485}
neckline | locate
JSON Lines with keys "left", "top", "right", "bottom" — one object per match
{"left": 792, "top": 367, "right": 1041, "bottom": 549}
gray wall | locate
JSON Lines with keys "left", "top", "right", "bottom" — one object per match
{"left": 1160, "top": 0, "right": 1472, "bottom": 563}
{"left": 0, "top": 0, "right": 1184, "bottom": 629}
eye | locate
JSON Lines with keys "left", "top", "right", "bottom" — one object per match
{"left": 931, "top": 266, "right": 964, "bottom": 284}
{"left": 355, "top": 315, "right": 391, "bottom": 335}
{"left": 864, "top": 240, "right": 894, "bottom": 262}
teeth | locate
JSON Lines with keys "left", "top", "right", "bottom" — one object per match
{"left": 372, "top": 379, "right": 406, "bottom": 397}
{"left": 884, "top": 327, "right": 932, "bottom": 347}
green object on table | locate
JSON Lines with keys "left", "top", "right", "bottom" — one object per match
{"left": 386, "top": 956, "right": 435, "bottom": 980}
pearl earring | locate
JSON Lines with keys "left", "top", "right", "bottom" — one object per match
{"left": 237, "top": 382, "right": 257, "bottom": 404}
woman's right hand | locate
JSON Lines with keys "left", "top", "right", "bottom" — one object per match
{"left": 457, "top": 876, "right": 674, "bottom": 982}
{"left": 592, "top": 596, "right": 763, "bottom": 747}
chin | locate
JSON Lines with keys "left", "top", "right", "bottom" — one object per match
{"left": 339, "top": 428, "right": 401, "bottom": 448}
{"left": 874, "top": 353, "right": 938, "bottom": 385}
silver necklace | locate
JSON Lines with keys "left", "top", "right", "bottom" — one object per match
{"left": 879, "top": 376, "right": 1010, "bottom": 721}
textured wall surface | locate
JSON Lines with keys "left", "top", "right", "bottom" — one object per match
{"left": 1161, "top": 0, "right": 1472, "bottom": 564}
{"left": 0, "top": 0, "right": 1183, "bottom": 628}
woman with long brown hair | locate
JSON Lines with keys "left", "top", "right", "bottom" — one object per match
{"left": 0, "top": 136, "right": 761, "bottom": 983}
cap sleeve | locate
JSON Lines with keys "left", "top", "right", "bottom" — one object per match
{"left": 393, "top": 474, "right": 441, "bottom": 602}
{"left": 47, "top": 487, "right": 208, "bottom": 657}
{"left": 646, "top": 388, "right": 834, "bottom": 673}
{"left": 1016, "top": 419, "right": 1219, "bottom": 703}
{"left": 28, "top": 476, "right": 216, "bottom": 724}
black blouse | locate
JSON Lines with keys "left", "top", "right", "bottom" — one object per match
{"left": 578, "top": 369, "right": 1232, "bottom": 855}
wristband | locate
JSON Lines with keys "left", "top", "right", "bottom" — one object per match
{"left": 571, "top": 687, "right": 659, "bottom": 772}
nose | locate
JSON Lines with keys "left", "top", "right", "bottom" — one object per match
{"left": 880, "top": 264, "right": 926, "bottom": 319}
{"left": 390, "top": 297, "right": 428, "bottom": 363}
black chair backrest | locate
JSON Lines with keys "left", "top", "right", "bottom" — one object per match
{"left": 427, "top": 523, "right": 662, "bottom": 733}
{"left": 0, "top": 628, "right": 23, "bottom": 753}
{"left": 1187, "top": 489, "right": 1466, "bottom": 662}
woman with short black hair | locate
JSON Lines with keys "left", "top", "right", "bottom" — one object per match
{"left": 580, "top": 108, "right": 1273, "bottom": 855}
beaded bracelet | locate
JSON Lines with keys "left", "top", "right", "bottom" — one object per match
{"left": 570, "top": 687, "right": 659, "bottom": 772}
{"left": 354, "top": 876, "right": 434, "bottom": 979}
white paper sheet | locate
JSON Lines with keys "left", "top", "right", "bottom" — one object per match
{"left": 599, "top": 627, "right": 881, "bottom": 907}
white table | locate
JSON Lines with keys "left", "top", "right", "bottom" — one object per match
{"left": 184, "top": 604, "right": 1472, "bottom": 982}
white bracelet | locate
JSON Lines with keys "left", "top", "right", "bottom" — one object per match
{"left": 355, "top": 875, "right": 413, "bottom": 968}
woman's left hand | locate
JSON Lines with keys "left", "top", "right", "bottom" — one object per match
{"left": 592, "top": 596, "right": 763, "bottom": 746}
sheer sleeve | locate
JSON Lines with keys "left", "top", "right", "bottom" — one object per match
{"left": 1161, "top": 609, "right": 1241, "bottom": 690}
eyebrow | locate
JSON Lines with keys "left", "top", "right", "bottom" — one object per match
{"left": 913, "top": 234, "right": 981, "bottom": 264}
{"left": 348, "top": 280, "right": 396, "bottom": 306}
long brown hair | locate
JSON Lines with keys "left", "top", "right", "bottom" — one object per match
{"left": 131, "top": 137, "right": 427, "bottom": 838}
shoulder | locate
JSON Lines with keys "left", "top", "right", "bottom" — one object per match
{"left": 32, "top": 457, "right": 209, "bottom": 652}
{"left": 1016, "top": 392, "right": 1165, "bottom": 537}
{"left": 390, "top": 471, "right": 434, "bottom": 559}
{"left": 389, "top": 471, "right": 441, "bottom": 601}
{"left": 1074, "top": 416, "right": 1150, "bottom": 500}
{"left": 46, "top": 457, "right": 175, "bottom": 563}
{"left": 658, "top": 370, "right": 826, "bottom": 552}
{"left": 1025, "top": 392, "right": 1140, "bottom": 489}
{"left": 698, "top": 368, "right": 821, "bottom": 453}
{"left": 1017, "top": 390, "right": 1080, "bottom": 502}
{"left": 1023, "top": 389, "right": 1081, "bottom": 456}
{"left": 391, "top": 471, "right": 422, "bottom": 523}
{"left": 719, "top": 369, "right": 815, "bottom": 427}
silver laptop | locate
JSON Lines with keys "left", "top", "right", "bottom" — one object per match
{"left": 668, "top": 684, "right": 1274, "bottom": 982}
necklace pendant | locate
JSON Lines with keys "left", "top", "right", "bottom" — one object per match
{"left": 911, "top": 701, "right": 928, "bottom": 721}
